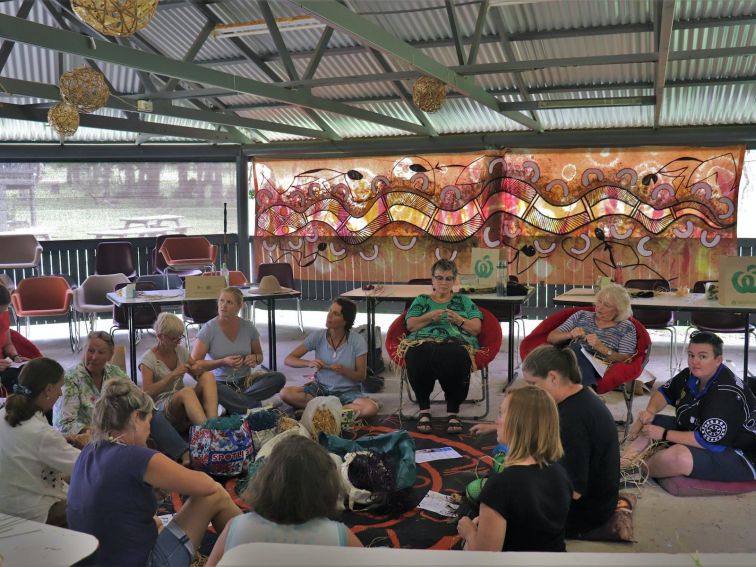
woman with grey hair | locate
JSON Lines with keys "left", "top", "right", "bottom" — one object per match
{"left": 403, "top": 259, "right": 483, "bottom": 434}
{"left": 547, "top": 284, "right": 636, "bottom": 388}
{"left": 67, "top": 378, "right": 241, "bottom": 567}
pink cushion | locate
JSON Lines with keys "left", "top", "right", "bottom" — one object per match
{"left": 657, "top": 476, "right": 756, "bottom": 497}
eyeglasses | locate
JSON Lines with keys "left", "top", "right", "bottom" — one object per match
{"left": 433, "top": 275, "right": 455, "bottom": 282}
{"left": 87, "top": 331, "right": 114, "bottom": 345}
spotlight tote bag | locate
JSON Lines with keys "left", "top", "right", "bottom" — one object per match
{"left": 189, "top": 416, "right": 253, "bottom": 477}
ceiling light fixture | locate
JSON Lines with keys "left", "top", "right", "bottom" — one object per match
{"left": 212, "top": 15, "right": 325, "bottom": 39}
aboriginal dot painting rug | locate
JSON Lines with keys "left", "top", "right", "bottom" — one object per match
{"left": 157, "top": 415, "right": 496, "bottom": 552}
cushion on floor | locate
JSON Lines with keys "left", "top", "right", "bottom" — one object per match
{"left": 568, "top": 493, "right": 636, "bottom": 542}
{"left": 657, "top": 476, "right": 756, "bottom": 497}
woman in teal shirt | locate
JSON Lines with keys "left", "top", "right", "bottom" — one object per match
{"left": 404, "top": 259, "right": 482, "bottom": 433}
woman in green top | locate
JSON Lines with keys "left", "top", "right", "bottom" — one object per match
{"left": 404, "top": 259, "right": 482, "bottom": 433}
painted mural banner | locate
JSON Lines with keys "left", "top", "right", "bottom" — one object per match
{"left": 252, "top": 147, "right": 744, "bottom": 287}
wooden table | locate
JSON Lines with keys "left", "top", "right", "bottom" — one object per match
{"left": 88, "top": 226, "right": 188, "bottom": 239}
{"left": 342, "top": 285, "right": 533, "bottom": 385}
{"left": 554, "top": 288, "right": 756, "bottom": 382}
{"left": 119, "top": 214, "right": 183, "bottom": 228}
{"left": 0, "top": 513, "right": 99, "bottom": 566}
{"left": 107, "top": 288, "right": 301, "bottom": 379}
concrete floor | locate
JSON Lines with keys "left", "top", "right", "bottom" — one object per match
{"left": 19, "top": 306, "right": 756, "bottom": 555}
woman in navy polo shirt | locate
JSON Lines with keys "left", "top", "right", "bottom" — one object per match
{"left": 622, "top": 331, "right": 756, "bottom": 481}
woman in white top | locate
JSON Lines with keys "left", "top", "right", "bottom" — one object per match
{"left": 207, "top": 436, "right": 362, "bottom": 566}
{"left": 140, "top": 313, "right": 218, "bottom": 430}
{"left": 0, "top": 358, "right": 80, "bottom": 525}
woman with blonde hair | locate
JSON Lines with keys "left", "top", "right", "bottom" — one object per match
{"left": 458, "top": 385, "right": 572, "bottom": 552}
{"left": 0, "top": 358, "right": 80, "bottom": 525}
{"left": 191, "top": 287, "right": 285, "bottom": 414}
{"left": 67, "top": 378, "right": 241, "bottom": 567}
{"left": 140, "top": 313, "right": 218, "bottom": 430}
{"left": 547, "top": 284, "right": 636, "bottom": 387}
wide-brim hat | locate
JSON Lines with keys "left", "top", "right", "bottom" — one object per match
{"left": 252, "top": 275, "right": 293, "bottom": 294}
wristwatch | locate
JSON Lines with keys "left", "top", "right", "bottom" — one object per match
{"left": 605, "top": 348, "right": 613, "bottom": 357}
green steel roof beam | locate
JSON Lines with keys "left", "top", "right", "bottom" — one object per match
{"left": 291, "top": 0, "right": 541, "bottom": 132}
{"left": 0, "top": 13, "right": 432, "bottom": 136}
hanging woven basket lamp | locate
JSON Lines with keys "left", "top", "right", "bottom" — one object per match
{"left": 59, "top": 67, "right": 110, "bottom": 114}
{"left": 71, "top": 0, "right": 159, "bottom": 37}
{"left": 412, "top": 76, "right": 447, "bottom": 113}
{"left": 48, "top": 102, "right": 80, "bottom": 138}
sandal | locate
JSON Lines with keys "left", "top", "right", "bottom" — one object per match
{"left": 417, "top": 412, "right": 432, "bottom": 433}
{"left": 446, "top": 415, "right": 463, "bottom": 434}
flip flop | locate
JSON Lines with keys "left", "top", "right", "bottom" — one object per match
{"left": 446, "top": 415, "right": 463, "bottom": 434}
{"left": 417, "top": 412, "right": 432, "bottom": 433}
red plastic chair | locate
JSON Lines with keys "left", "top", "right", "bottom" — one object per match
{"left": 385, "top": 306, "right": 503, "bottom": 420}
{"left": 10, "top": 276, "right": 75, "bottom": 351}
{"left": 519, "top": 306, "right": 651, "bottom": 438}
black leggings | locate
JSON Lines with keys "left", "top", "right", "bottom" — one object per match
{"left": 405, "top": 342, "right": 471, "bottom": 413}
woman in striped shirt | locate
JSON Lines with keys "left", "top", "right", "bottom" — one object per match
{"left": 547, "top": 284, "right": 636, "bottom": 388}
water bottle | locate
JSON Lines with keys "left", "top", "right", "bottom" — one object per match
{"left": 496, "top": 261, "right": 508, "bottom": 296}
{"left": 221, "top": 262, "right": 230, "bottom": 286}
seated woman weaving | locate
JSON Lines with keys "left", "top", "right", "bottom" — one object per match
{"left": 622, "top": 331, "right": 756, "bottom": 482}
{"left": 282, "top": 298, "right": 379, "bottom": 419}
{"left": 190, "top": 287, "right": 285, "bottom": 414}
{"left": 546, "top": 284, "right": 636, "bottom": 388}
{"left": 401, "top": 259, "right": 482, "bottom": 434}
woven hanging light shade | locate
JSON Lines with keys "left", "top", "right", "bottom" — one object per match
{"left": 48, "top": 102, "right": 80, "bottom": 138}
{"left": 71, "top": 0, "right": 158, "bottom": 37}
{"left": 412, "top": 76, "right": 447, "bottom": 113}
{"left": 59, "top": 67, "right": 110, "bottom": 114}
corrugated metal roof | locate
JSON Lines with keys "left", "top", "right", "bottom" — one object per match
{"left": 0, "top": 0, "right": 753, "bottom": 145}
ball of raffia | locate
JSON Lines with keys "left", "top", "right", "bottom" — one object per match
{"left": 412, "top": 76, "right": 447, "bottom": 113}
{"left": 48, "top": 102, "right": 80, "bottom": 138}
{"left": 71, "top": 0, "right": 158, "bottom": 37}
{"left": 59, "top": 67, "right": 110, "bottom": 114}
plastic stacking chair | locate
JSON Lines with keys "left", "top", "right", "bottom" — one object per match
{"left": 94, "top": 241, "right": 137, "bottom": 281}
{"left": 625, "top": 279, "right": 677, "bottom": 375}
{"left": 520, "top": 306, "right": 652, "bottom": 439}
{"left": 73, "top": 274, "right": 130, "bottom": 340}
{"left": 385, "top": 306, "right": 502, "bottom": 420}
{"left": 10, "top": 276, "right": 75, "bottom": 351}
{"left": 252, "top": 263, "right": 303, "bottom": 333}
{"left": 159, "top": 236, "right": 217, "bottom": 273}
{"left": 153, "top": 234, "right": 204, "bottom": 278}
{"left": 203, "top": 270, "right": 248, "bottom": 286}
{"left": 110, "top": 281, "right": 162, "bottom": 340}
{"left": 0, "top": 234, "right": 43, "bottom": 273}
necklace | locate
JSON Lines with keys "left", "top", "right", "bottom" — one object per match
{"left": 328, "top": 330, "right": 346, "bottom": 359}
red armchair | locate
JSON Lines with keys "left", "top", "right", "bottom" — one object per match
{"left": 385, "top": 306, "right": 503, "bottom": 420}
{"left": 520, "top": 306, "right": 651, "bottom": 437}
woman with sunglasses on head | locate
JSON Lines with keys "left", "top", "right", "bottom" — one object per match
{"left": 140, "top": 313, "right": 218, "bottom": 431}
{"left": 53, "top": 331, "right": 190, "bottom": 463}
{"left": 403, "top": 259, "right": 482, "bottom": 434}
{"left": 0, "top": 358, "right": 80, "bottom": 526}
{"left": 191, "top": 287, "right": 286, "bottom": 414}
{"left": 67, "top": 378, "right": 241, "bottom": 567}
{"left": 622, "top": 331, "right": 756, "bottom": 482}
